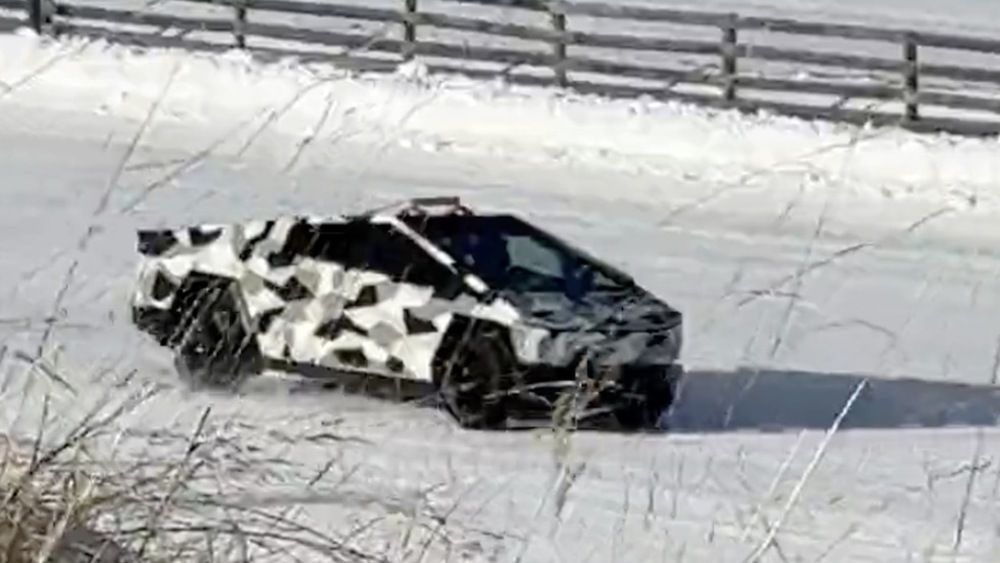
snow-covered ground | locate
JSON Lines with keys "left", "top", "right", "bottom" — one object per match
{"left": 3, "top": 32, "right": 1000, "bottom": 561}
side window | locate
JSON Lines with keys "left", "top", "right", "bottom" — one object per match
{"left": 365, "top": 224, "right": 456, "bottom": 290}
{"left": 506, "top": 235, "right": 564, "bottom": 281}
{"left": 307, "top": 221, "right": 366, "bottom": 264}
{"left": 306, "top": 221, "right": 457, "bottom": 291}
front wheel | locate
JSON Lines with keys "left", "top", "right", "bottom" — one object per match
{"left": 610, "top": 364, "right": 682, "bottom": 431}
{"left": 433, "top": 323, "right": 516, "bottom": 430}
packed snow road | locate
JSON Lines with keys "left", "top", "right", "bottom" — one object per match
{"left": 3, "top": 34, "right": 1000, "bottom": 561}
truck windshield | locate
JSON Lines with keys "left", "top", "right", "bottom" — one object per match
{"left": 403, "top": 215, "right": 633, "bottom": 295}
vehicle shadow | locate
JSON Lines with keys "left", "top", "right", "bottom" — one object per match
{"left": 275, "top": 362, "right": 1000, "bottom": 433}
{"left": 664, "top": 367, "right": 1000, "bottom": 433}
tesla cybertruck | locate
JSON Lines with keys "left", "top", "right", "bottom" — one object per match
{"left": 130, "top": 197, "right": 684, "bottom": 429}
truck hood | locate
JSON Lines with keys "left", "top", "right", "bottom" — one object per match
{"left": 501, "top": 288, "right": 681, "bottom": 334}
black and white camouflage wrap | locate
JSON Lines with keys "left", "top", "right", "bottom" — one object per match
{"left": 131, "top": 208, "right": 682, "bottom": 383}
{"left": 505, "top": 290, "right": 682, "bottom": 369}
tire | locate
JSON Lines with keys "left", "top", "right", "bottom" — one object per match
{"left": 611, "top": 364, "right": 682, "bottom": 431}
{"left": 433, "top": 323, "right": 515, "bottom": 430}
{"left": 170, "top": 276, "right": 263, "bottom": 389}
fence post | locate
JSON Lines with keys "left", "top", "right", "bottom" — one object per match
{"left": 549, "top": 2, "right": 567, "bottom": 88}
{"left": 720, "top": 14, "right": 738, "bottom": 102}
{"left": 403, "top": 0, "right": 417, "bottom": 61}
{"left": 28, "top": 0, "right": 43, "bottom": 33}
{"left": 902, "top": 33, "right": 919, "bottom": 123}
{"left": 233, "top": 0, "right": 247, "bottom": 49}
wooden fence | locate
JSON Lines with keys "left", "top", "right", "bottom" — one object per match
{"left": 2, "top": 0, "right": 1000, "bottom": 136}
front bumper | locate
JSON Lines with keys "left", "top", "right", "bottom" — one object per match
{"left": 509, "top": 321, "right": 683, "bottom": 369}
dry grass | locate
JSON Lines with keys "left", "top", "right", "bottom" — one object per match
{"left": 0, "top": 385, "right": 386, "bottom": 563}
{"left": 1, "top": 430, "right": 132, "bottom": 563}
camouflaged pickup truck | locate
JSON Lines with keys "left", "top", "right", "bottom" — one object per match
{"left": 131, "top": 197, "right": 684, "bottom": 429}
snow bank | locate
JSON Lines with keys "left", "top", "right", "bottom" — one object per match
{"left": 2, "top": 31, "right": 999, "bottom": 204}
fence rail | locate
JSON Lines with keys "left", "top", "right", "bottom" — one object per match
{"left": 3, "top": 0, "right": 1000, "bottom": 136}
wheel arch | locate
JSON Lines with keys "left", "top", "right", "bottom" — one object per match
{"left": 162, "top": 272, "right": 253, "bottom": 344}
{"left": 430, "top": 314, "right": 516, "bottom": 388}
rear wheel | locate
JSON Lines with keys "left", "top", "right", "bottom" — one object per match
{"left": 170, "top": 276, "right": 263, "bottom": 389}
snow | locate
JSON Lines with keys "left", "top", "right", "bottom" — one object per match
{"left": 2, "top": 31, "right": 1000, "bottom": 562}
{"left": 8, "top": 0, "right": 1000, "bottom": 124}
